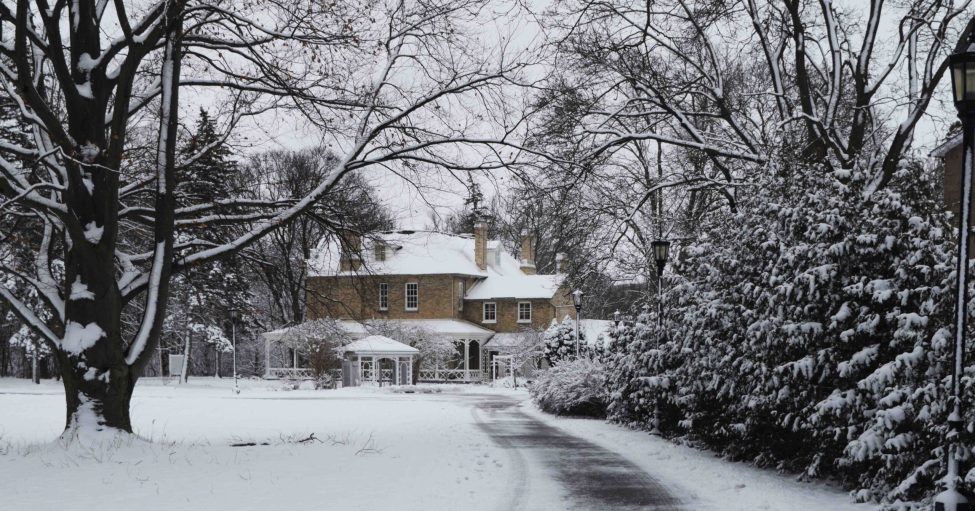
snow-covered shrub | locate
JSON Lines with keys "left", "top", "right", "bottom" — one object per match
{"left": 605, "top": 166, "right": 973, "bottom": 507}
{"left": 530, "top": 357, "right": 608, "bottom": 417}
{"left": 543, "top": 316, "right": 589, "bottom": 365}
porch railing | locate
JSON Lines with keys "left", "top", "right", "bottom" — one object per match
{"left": 417, "top": 369, "right": 483, "bottom": 382}
{"left": 267, "top": 368, "right": 315, "bottom": 380}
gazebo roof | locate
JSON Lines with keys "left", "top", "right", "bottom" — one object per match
{"left": 340, "top": 335, "right": 419, "bottom": 356}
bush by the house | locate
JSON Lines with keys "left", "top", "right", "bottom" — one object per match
{"left": 543, "top": 315, "right": 591, "bottom": 365}
{"left": 529, "top": 357, "right": 608, "bottom": 417}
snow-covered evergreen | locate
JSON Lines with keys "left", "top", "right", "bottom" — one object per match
{"left": 606, "top": 167, "right": 971, "bottom": 508}
{"left": 543, "top": 315, "right": 590, "bottom": 364}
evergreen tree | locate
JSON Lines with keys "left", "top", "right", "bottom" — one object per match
{"left": 165, "top": 110, "right": 252, "bottom": 377}
{"left": 606, "top": 164, "right": 970, "bottom": 507}
{"left": 543, "top": 316, "right": 588, "bottom": 365}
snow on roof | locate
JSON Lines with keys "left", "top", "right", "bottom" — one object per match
{"left": 307, "top": 230, "right": 566, "bottom": 300}
{"left": 308, "top": 231, "right": 486, "bottom": 277}
{"left": 582, "top": 319, "right": 614, "bottom": 349}
{"left": 484, "top": 332, "right": 538, "bottom": 350}
{"left": 264, "top": 319, "right": 494, "bottom": 341}
{"left": 341, "top": 335, "right": 419, "bottom": 355}
{"left": 581, "top": 319, "right": 613, "bottom": 340}
{"left": 931, "top": 134, "right": 962, "bottom": 158}
{"left": 465, "top": 273, "right": 563, "bottom": 300}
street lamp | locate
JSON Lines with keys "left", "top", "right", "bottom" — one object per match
{"left": 650, "top": 240, "right": 671, "bottom": 333}
{"left": 613, "top": 309, "right": 621, "bottom": 327}
{"left": 572, "top": 289, "right": 583, "bottom": 357}
{"left": 935, "top": 29, "right": 975, "bottom": 511}
{"left": 229, "top": 308, "right": 240, "bottom": 395}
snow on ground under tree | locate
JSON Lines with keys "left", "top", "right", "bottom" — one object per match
{"left": 0, "top": 378, "right": 876, "bottom": 511}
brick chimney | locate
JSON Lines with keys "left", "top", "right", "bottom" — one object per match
{"left": 338, "top": 229, "right": 363, "bottom": 272}
{"left": 519, "top": 229, "right": 536, "bottom": 275}
{"left": 474, "top": 220, "right": 488, "bottom": 271}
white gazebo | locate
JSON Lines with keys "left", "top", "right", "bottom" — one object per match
{"left": 340, "top": 335, "right": 419, "bottom": 386}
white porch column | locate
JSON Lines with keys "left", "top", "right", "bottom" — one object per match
{"left": 463, "top": 339, "right": 470, "bottom": 382}
{"left": 292, "top": 348, "right": 298, "bottom": 369}
{"left": 264, "top": 336, "right": 271, "bottom": 378}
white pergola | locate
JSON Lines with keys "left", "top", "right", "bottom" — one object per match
{"left": 340, "top": 335, "right": 418, "bottom": 386}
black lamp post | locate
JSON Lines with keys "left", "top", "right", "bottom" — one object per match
{"left": 572, "top": 289, "right": 583, "bottom": 357}
{"left": 650, "top": 240, "right": 671, "bottom": 333}
{"left": 229, "top": 309, "right": 240, "bottom": 395}
{"left": 935, "top": 28, "right": 975, "bottom": 511}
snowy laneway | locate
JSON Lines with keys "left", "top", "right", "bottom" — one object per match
{"left": 472, "top": 394, "right": 682, "bottom": 511}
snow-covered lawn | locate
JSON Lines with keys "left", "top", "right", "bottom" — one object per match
{"left": 0, "top": 378, "right": 511, "bottom": 511}
{"left": 0, "top": 378, "right": 877, "bottom": 511}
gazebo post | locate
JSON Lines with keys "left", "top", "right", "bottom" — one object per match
{"left": 463, "top": 340, "right": 470, "bottom": 382}
{"left": 264, "top": 335, "right": 271, "bottom": 378}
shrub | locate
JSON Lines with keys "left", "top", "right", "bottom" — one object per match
{"left": 529, "top": 357, "right": 608, "bottom": 417}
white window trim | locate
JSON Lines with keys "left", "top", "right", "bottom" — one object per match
{"left": 517, "top": 301, "right": 532, "bottom": 323}
{"left": 405, "top": 282, "right": 418, "bottom": 311}
{"left": 379, "top": 283, "right": 388, "bottom": 311}
{"left": 482, "top": 302, "right": 497, "bottom": 323}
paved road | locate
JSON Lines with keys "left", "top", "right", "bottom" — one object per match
{"left": 471, "top": 394, "right": 683, "bottom": 511}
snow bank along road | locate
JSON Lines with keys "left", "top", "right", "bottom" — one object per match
{"left": 0, "top": 378, "right": 872, "bottom": 511}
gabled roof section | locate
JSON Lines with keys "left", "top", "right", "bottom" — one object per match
{"left": 308, "top": 230, "right": 487, "bottom": 277}
{"left": 464, "top": 273, "right": 563, "bottom": 300}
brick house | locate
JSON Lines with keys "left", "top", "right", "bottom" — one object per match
{"left": 299, "top": 221, "right": 576, "bottom": 382}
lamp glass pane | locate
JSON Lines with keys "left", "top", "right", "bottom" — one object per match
{"left": 967, "top": 63, "right": 975, "bottom": 99}
{"left": 955, "top": 66, "right": 965, "bottom": 102}
{"left": 652, "top": 241, "right": 670, "bottom": 263}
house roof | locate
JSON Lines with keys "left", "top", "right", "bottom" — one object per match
{"left": 484, "top": 333, "right": 538, "bottom": 350}
{"left": 931, "top": 134, "right": 962, "bottom": 158}
{"left": 307, "top": 230, "right": 566, "bottom": 300}
{"left": 308, "top": 231, "right": 486, "bottom": 277}
{"left": 465, "top": 274, "right": 563, "bottom": 300}
{"left": 263, "top": 319, "right": 495, "bottom": 342}
{"left": 340, "top": 335, "right": 419, "bottom": 355}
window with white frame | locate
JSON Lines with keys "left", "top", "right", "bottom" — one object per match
{"left": 405, "top": 282, "right": 418, "bottom": 311}
{"left": 482, "top": 302, "right": 497, "bottom": 323}
{"left": 379, "top": 283, "right": 388, "bottom": 311}
{"left": 518, "top": 302, "right": 532, "bottom": 323}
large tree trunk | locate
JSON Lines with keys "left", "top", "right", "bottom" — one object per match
{"left": 57, "top": 345, "right": 137, "bottom": 437}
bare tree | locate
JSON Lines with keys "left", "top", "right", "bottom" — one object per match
{"left": 0, "top": 0, "right": 534, "bottom": 440}
{"left": 520, "top": 0, "right": 972, "bottom": 311}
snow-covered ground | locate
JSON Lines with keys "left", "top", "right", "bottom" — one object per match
{"left": 0, "top": 378, "right": 877, "bottom": 511}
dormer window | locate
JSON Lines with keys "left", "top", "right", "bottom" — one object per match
{"left": 374, "top": 243, "right": 386, "bottom": 261}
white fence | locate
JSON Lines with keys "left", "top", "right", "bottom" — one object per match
{"left": 267, "top": 368, "right": 315, "bottom": 380}
{"left": 417, "top": 369, "right": 483, "bottom": 382}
